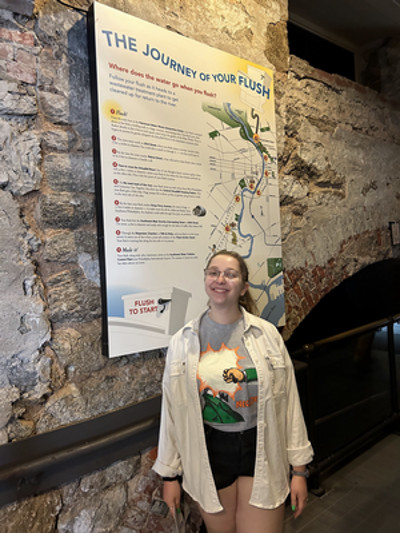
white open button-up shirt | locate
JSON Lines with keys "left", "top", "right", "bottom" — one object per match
{"left": 153, "top": 308, "right": 314, "bottom": 513}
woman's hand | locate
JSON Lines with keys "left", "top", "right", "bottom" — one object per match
{"left": 290, "top": 475, "right": 308, "bottom": 519}
{"left": 163, "top": 480, "right": 181, "bottom": 517}
{"left": 223, "top": 368, "right": 245, "bottom": 383}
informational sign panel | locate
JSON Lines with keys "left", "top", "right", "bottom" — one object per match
{"left": 90, "top": 1, "right": 284, "bottom": 357}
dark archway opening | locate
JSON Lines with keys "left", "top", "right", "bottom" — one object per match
{"left": 286, "top": 259, "right": 400, "bottom": 478}
{"left": 287, "top": 258, "right": 400, "bottom": 351}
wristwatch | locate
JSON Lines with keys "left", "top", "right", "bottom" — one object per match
{"left": 291, "top": 468, "right": 310, "bottom": 478}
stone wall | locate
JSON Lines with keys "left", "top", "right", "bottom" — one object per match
{"left": 278, "top": 55, "right": 400, "bottom": 337}
{"left": 0, "top": 0, "right": 399, "bottom": 531}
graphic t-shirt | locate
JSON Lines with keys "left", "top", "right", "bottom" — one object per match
{"left": 197, "top": 313, "right": 258, "bottom": 432}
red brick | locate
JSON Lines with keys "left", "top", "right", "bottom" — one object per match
{"left": 16, "top": 48, "right": 34, "bottom": 65}
{"left": 301, "top": 299, "right": 309, "bottom": 315}
{"left": 7, "top": 61, "right": 36, "bottom": 84}
{"left": 284, "top": 291, "right": 296, "bottom": 306}
{"left": 293, "top": 283, "right": 303, "bottom": 298}
{"left": 304, "top": 290, "right": 314, "bottom": 307}
{"left": 0, "top": 42, "right": 14, "bottom": 60}
{"left": 0, "top": 28, "right": 35, "bottom": 47}
{"left": 285, "top": 268, "right": 300, "bottom": 285}
{"left": 312, "top": 268, "right": 321, "bottom": 285}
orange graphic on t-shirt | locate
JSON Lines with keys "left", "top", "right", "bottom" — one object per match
{"left": 197, "top": 343, "right": 245, "bottom": 401}
{"left": 236, "top": 396, "right": 258, "bottom": 408}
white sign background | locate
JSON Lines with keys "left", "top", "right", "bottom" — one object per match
{"left": 91, "top": 1, "right": 284, "bottom": 357}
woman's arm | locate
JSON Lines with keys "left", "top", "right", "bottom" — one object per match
{"left": 278, "top": 334, "right": 313, "bottom": 518}
{"left": 152, "top": 339, "right": 183, "bottom": 479}
{"left": 280, "top": 337, "right": 314, "bottom": 466}
{"left": 290, "top": 467, "right": 309, "bottom": 518}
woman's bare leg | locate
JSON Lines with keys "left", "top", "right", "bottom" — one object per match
{"left": 199, "top": 481, "right": 238, "bottom": 533}
{"left": 236, "top": 477, "right": 284, "bottom": 533}
{"left": 200, "top": 477, "right": 284, "bottom": 533}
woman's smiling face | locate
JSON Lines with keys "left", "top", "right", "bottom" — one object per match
{"left": 204, "top": 254, "right": 248, "bottom": 310}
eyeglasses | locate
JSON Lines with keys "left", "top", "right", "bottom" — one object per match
{"left": 204, "top": 269, "right": 240, "bottom": 280}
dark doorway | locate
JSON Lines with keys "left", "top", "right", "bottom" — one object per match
{"left": 287, "top": 258, "right": 400, "bottom": 351}
{"left": 287, "top": 21, "right": 356, "bottom": 81}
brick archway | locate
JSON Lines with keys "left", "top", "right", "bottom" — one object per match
{"left": 285, "top": 257, "right": 400, "bottom": 351}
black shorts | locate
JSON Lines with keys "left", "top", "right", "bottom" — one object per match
{"left": 204, "top": 425, "right": 257, "bottom": 490}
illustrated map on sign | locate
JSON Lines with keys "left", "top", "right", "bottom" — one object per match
{"left": 202, "top": 69, "right": 284, "bottom": 325}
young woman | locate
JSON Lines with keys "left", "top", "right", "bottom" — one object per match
{"left": 153, "top": 250, "right": 313, "bottom": 533}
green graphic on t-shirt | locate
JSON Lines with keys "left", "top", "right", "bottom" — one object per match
{"left": 202, "top": 392, "right": 244, "bottom": 423}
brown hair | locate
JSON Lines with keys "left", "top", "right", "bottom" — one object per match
{"left": 205, "top": 250, "right": 259, "bottom": 315}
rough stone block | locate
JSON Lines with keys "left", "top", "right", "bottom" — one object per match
{"left": 0, "top": 189, "right": 50, "bottom": 362}
{"left": 37, "top": 383, "right": 86, "bottom": 432}
{"left": 265, "top": 21, "right": 289, "bottom": 72}
{"left": 36, "top": 7, "right": 82, "bottom": 47}
{"left": 72, "top": 120, "right": 93, "bottom": 152}
{"left": 6, "top": 349, "right": 53, "bottom": 403}
{"left": 1, "top": 125, "right": 42, "bottom": 195}
{"left": 279, "top": 175, "right": 309, "bottom": 205}
{"left": 46, "top": 267, "right": 101, "bottom": 323}
{"left": 76, "top": 355, "right": 164, "bottom": 417}
{"left": 52, "top": 322, "right": 105, "bottom": 375}
{"left": 39, "top": 192, "right": 95, "bottom": 229}
{"left": 57, "top": 484, "right": 126, "bottom": 533}
{"left": 43, "top": 230, "right": 77, "bottom": 262}
{"left": 44, "top": 152, "right": 94, "bottom": 193}
{"left": 78, "top": 251, "right": 100, "bottom": 285}
{"left": 0, "top": 491, "right": 61, "bottom": 533}
{"left": 37, "top": 47, "right": 64, "bottom": 92}
{"left": 75, "top": 229, "right": 99, "bottom": 258}
{"left": 7, "top": 417, "right": 35, "bottom": 441}
{"left": 40, "top": 126, "right": 76, "bottom": 151}
{"left": 0, "top": 386, "right": 19, "bottom": 428}
{"left": 38, "top": 90, "right": 70, "bottom": 124}
{"left": 43, "top": 229, "right": 100, "bottom": 286}
{"left": 0, "top": 80, "right": 37, "bottom": 115}
{"left": 80, "top": 457, "right": 141, "bottom": 493}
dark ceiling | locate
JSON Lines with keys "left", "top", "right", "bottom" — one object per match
{"left": 289, "top": 0, "right": 400, "bottom": 51}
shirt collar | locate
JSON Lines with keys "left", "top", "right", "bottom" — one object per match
{"left": 183, "top": 306, "right": 262, "bottom": 335}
